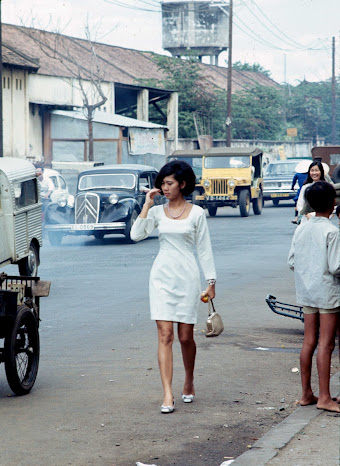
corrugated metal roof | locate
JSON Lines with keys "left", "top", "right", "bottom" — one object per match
{"left": 3, "top": 24, "right": 279, "bottom": 94}
{"left": 51, "top": 110, "right": 167, "bottom": 129}
{"left": 0, "top": 157, "right": 36, "bottom": 180}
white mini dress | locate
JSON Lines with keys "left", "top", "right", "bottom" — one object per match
{"left": 130, "top": 204, "right": 216, "bottom": 324}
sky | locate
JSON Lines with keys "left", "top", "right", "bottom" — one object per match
{"left": 2, "top": 0, "right": 340, "bottom": 85}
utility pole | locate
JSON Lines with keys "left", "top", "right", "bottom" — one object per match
{"left": 331, "top": 36, "right": 336, "bottom": 144}
{"left": 0, "top": 1, "right": 3, "bottom": 157}
{"left": 226, "top": 0, "right": 233, "bottom": 146}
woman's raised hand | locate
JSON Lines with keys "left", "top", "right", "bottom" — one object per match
{"left": 145, "top": 188, "right": 162, "bottom": 206}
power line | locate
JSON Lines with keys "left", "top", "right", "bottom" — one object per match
{"left": 103, "top": 0, "right": 160, "bottom": 13}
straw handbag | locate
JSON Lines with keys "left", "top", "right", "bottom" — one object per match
{"left": 206, "top": 299, "right": 224, "bottom": 337}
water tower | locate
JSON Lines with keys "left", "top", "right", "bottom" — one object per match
{"left": 161, "top": 0, "right": 229, "bottom": 65}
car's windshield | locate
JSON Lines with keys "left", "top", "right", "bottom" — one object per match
{"left": 265, "top": 162, "right": 298, "bottom": 176}
{"left": 78, "top": 173, "right": 136, "bottom": 190}
{"left": 204, "top": 156, "right": 250, "bottom": 169}
{"left": 169, "top": 157, "right": 202, "bottom": 178}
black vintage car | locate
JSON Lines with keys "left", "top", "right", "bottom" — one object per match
{"left": 44, "top": 164, "right": 162, "bottom": 245}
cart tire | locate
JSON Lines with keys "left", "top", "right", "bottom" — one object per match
{"left": 124, "top": 209, "right": 138, "bottom": 243}
{"left": 239, "top": 189, "right": 250, "bottom": 217}
{"left": 18, "top": 242, "right": 39, "bottom": 276}
{"left": 48, "top": 231, "right": 63, "bottom": 246}
{"left": 4, "top": 306, "right": 40, "bottom": 395}
{"left": 208, "top": 206, "right": 217, "bottom": 217}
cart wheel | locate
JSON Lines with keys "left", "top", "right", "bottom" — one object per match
{"left": 124, "top": 209, "right": 138, "bottom": 243}
{"left": 4, "top": 306, "right": 40, "bottom": 395}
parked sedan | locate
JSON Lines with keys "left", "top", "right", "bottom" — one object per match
{"left": 263, "top": 158, "right": 312, "bottom": 206}
{"left": 44, "top": 164, "right": 162, "bottom": 245}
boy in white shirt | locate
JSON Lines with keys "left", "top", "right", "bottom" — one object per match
{"left": 288, "top": 181, "right": 340, "bottom": 412}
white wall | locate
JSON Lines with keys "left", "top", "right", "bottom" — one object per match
{"left": 2, "top": 68, "right": 29, "bottom": 157}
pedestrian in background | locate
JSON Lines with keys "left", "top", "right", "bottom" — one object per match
{"left": 288, "top": 181, "right": 340, "bottom": 413}
{"left": 291, "top": 161, "right": 308, "bottom": 224}
{"left": 296, "top": 161, "right": 325, "bottom": 224}
{"left": 131, "top": 160, "right": 216, "bottom": 414}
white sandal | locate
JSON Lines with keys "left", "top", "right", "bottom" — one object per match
{"left": 181, "top": 394, "right": 195, "bottom": 403}
{"left": 160, "top": 400, "right": 175, "bottom": 413}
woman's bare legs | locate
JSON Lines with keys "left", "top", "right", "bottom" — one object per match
{"left": 156, "top": 320, "right": 174, "bottom": 406}
{"left": 316, "top": 313, "right": 340, "bottom": 412}
{"left": 299, "top": 313, "right": 319, "bottom": 405}
{"left": 178, "top": 323, "right": 196, "bottom": 396}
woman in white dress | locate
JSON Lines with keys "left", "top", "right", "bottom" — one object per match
{"left": 297, "top": 161, "right": 325, "bottom": 224}
{"left": 131, "top": 160, "right": 216, "bottom": 413}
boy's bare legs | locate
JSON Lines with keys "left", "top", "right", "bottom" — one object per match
{"left": 316, "top": 313, "right": 340, "bottom": 412}
{"left": 157, "top": 321, "right": 174, "bottom": 407}
{"left": 299, "top": 313, "right": 319, "bottom": 405}
{"left": 178, "top": 323, "right": 196, "bottom": 396}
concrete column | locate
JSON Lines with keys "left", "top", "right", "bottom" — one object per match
{"left": 110, "top": 82, "right": 115, "bottom": 114}
{"left": 167, "top": 92, "right": 178, "bottom": 150}
{"left": 137, "top": 89, "right": 149, "bottom": 121}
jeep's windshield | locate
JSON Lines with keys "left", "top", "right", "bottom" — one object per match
{"left": 265, "top": 162, "right": 297, "bottom": 176}
{"left": 204, "top": 156, "right": 250, "bottom": 169}
{"left": 78, "top": 173, "right": 136, "bottom": 190}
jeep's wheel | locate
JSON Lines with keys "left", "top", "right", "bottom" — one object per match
{"left": 272, "top": 199, "right": 280, "bottom": 206}
{"left": 253, "top": 191, "right": 263, "bottom": 215}
{"left": 18, "top": 242, "right": 39, "bottom": 276}
{"left": 125, "top": 210, "right": 138, "bottom": 243}
{"left": 48, "top": 231, "right": 63, "bottom": 246}
{"left": 208, "top": 206, "right": 217, "bottom": 217}
{"left": 239, "top": 190, "right": 250, "bottom": 217}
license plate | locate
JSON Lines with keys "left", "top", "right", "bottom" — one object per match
{"left": 71, "top": 224, "right": 96, "bottom": 231}
{"left": 271, "top": 193, "right": 289, "bottom": 198}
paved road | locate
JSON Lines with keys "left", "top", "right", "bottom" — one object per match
{"left": 0, "top": 202, "right": 338, "bottom": 465}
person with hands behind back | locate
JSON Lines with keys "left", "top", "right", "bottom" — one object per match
{"left": 288, "top": 181, "right": 340, "bottom": 412}
{"left": 131, "top": 160, "right": 216, "bottom": 414}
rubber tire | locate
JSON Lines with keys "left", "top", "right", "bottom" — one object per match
{"left": 272, "top": 199, "right": 280, "bottom": 206}
{"left": 239, "top": 190, "right": 250, "bottom": 217}
{"left": 252, "top": 191, "right": 263, "bottom": 215}
{"left": 48, "top": 231, "right": 63, "bottom": 247}
{"left": 18, "top": 242, "right": 39, "bottom": 276}
{"left": 4, "top": 306, "right": 40, "bottom": 395}
{"left": 191, "top": 189, "right": 201, "bottom": 205}
{"left": 94, "top": 231, "right": 105, "bottom": 240}
{"left": 208, "top": 206, "right": 217, "bottom": 217}
{"left": 125, "top": 210, "right": 138, "bottom": 243}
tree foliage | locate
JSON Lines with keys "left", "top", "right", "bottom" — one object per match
{"left": 137, "top": 55, "right": 227, "bottom": 138}
{"left": 231, "top": 85, "right": 284, "bottom": 139}
{"left": 284, "top": 79, "right": 340, "bottom": 143}
{"left": 233, "top": 61, "right": 271, "bottom": 77}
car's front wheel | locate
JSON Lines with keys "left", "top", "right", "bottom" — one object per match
{"left": 48, "top": 231, "right": 63, "bottom": 247}
{"left": 272, "top": 199, "right": 280, "bottom": 206}
{"left": 18, "top": 242, "right": 39, "bottom": 276}
{"left": 124, "top": 209, "right": 138, "bottom": 243}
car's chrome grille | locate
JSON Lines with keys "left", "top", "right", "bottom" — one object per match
{"left": 210, "top": 179, "right": 228, "bottom": 195}
{"left": 75, "top": 193, "right": 100, "bottom": 224}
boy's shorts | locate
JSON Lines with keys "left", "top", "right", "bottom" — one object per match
{"left": 303, "top": 305, "right": 340, "bottom": 315}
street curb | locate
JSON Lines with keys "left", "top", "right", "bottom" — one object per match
{"left": 232, "top": 371, "right": 340, "bottom": 466}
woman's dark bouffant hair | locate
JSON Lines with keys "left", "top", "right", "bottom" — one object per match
{"left": 155, "top": 160, "right": 196, "bottom": 196}
{"left": 304, "top": 160, "right": 325, "bottom": 184}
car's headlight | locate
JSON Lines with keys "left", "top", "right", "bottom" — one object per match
{"left": 228, "top": 179, "right": 236, "bottom": 188}
{"left": 57, "top": 195, "right": 67, "bottom": 208}
{"left": 203, "top": 180, "right": 210, "bottom": 188}
{"left": 109, "top": 194, "right": 119, "bottom": 205}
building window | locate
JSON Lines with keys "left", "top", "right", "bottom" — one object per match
{"left": 7, "top": 77, "right": 10, "bottom": 89}
{"left": 3, "top": 77, "right": 5, "bottom": 89}
{"left": 16, "top": 79, "right": 18, "bottom": 90}
{"left": 20, "top": 79, "right": 22, "bottom": 90}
